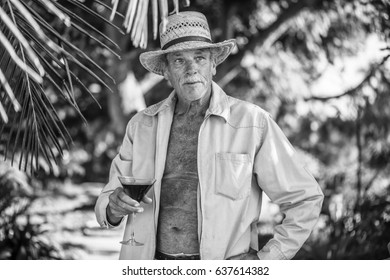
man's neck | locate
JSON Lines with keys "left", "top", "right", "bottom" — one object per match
{"left": 175, "top": 89, "right": 211, "bottom": 116}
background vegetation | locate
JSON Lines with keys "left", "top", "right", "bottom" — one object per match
{"left": 0, "top": 0, "right": 389, "bottom": 259}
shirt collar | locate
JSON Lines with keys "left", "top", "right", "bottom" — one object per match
{"left": 206, "top": 81, "right": 230, "bottom": 122}
{"left": 143, "top": 91, "right": 176, "bottom": 116}
{"left": 174, "top": 89, "right": 211, "bottom": 115}
{"left": 143, "top": 81, "right": 230, "bottom": 122}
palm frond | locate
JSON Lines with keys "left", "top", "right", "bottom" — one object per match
{"left": 65, "top": 0, "right": 124, "bottom": 34}
{"left": 51, "top": 1, "right": 121, "bottom": 58}
{"left": 117, "top": 0, "right": 191, "bottom": 48}
{"left": 37, "top": 0, "right": 71, "bottom": 26}
{"left": 0, "top": 0, "right": 122, "bottom": 174}
{"left": 0, "top": 3, "right": 44, "bottom": 79}
{"left": 0, "top": 0, "right": 192, "bottom": 175}
{"left": 0, "top": 12, "right": 42, "bottom": 83}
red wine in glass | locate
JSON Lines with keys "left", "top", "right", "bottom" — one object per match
{"left": 118, "top": 176, "right": 156, "bottom": 246}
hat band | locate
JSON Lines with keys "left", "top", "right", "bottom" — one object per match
{"left": 162, "top": 36, "right": 212, "bottom": 50}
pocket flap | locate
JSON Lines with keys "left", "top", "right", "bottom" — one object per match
{"left": 215, "top": 152, "right": 251, "bottom": 200}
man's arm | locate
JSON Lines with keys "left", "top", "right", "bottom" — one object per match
{"left": 94, "top": 122, "right": 135, "bottom": 228}
{"left": 253, "top": 114, "right": 324, "bottom": 260}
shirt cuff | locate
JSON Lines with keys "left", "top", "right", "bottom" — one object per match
{"left": 106, "top": 206, "right": 124, "bottom": 227}
{"left": 95, "top": 191, "right": 123, "bottom": 229}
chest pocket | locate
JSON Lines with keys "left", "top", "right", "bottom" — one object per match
{"left": 215, "top": 153, "right": 252, "bottom": 200}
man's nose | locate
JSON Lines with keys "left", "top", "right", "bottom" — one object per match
{"left": 185, "top": 60, "right": 197, "bottom": 75}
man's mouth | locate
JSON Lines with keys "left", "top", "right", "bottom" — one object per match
{"left": 184, "top": 81, "right": 201, "bottom": 85}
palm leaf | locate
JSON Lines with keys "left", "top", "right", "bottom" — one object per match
{"left": 0, "top": 0, "right": 192, "bottom": 175}
{"left": 22, "top": 2, "right": 116, "bottom": 86}
{"left": 0, "top": 0, "right": 122, "bottom": 174}
{"left": 118, "top": 0, "right": 191, "bottom": 48}
{"left": 65, "top": 0, "right": 124, "bottom": 34}
{"left": 0, "top": 4, "right": 44, "bottom": 81}
{"left": 51, "top": 1, "right": 121, "bottom": 59}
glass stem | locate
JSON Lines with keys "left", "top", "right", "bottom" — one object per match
{"left": 131, "top": 212, "right": 136, "bottom": 241}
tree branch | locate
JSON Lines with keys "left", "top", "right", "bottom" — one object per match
{"left": 216, "top": 0, "right": 318, "bottom": 86}
{"left": 305, "top": 54, "right": 390, "bottom": 101}
{"left": 362, "top": 169, "right": 382, "bottom": 198}
{"left": 355, "top": 105, "right": 363, "bottom": 211}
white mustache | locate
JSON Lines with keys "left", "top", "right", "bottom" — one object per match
{"left": 183, "top": 77, "right": 205, "bottom": 84}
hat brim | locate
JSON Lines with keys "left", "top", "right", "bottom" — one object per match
{"left": 139, "top": 39, "right": 236, "bottom": 76}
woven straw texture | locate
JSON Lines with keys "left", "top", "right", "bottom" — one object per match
{"left": 139, "top": 11, "right": 236, "bottom": 76}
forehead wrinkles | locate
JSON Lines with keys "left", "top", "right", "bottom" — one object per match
{"left": 167, "top": 49, "right": 211, "bottom": 59}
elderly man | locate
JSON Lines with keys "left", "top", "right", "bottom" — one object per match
{"left": 95, "top": 11, "right": 324, "bottom": 260}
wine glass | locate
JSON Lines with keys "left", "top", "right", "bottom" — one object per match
{"left": 118, "top": 176, "right": 156, "bottom": 246}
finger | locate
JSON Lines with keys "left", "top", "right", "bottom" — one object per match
{"left": 111, "top": 192, "right": 144, "bottom": 214}
{"left": 112, "top": 186, "right": 123, "bottom": 196}
{"left": 110, "top": 198, "right": 144, "bottom": 215}
{"left": 226, "top": 253, "right": 246, "bottom": 260}
{"left": 141, "top": 195, "right": 152, "bottom": 204}
{"left": 109, "top": 204, "right": 143, "bottom": 218}
{"left": 117, "top": 189, "right": 141, "bottom": 207}
{"left": 107, "top": 203, "right": 126, "bottom": 219}
{"left": 112, "top": 201, "right": 144, "bottom": 215}
{"left": 242, "top": 253, "right": 259, "bottom": 260}
{"left": 109, "top": 187, "right": 125, "bottom": 204}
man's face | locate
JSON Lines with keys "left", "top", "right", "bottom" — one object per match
{"left": 163, "top": 49, "right": 216, "bottom": 102}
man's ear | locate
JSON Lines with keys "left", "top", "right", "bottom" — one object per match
{"left": 163, "top": 68, "right": 172, "bottom": 87}
{"left": 210, "top": 49, "right": 217, "bottom": 76}
{"left": 162, "top": 62, "right": 169, "bottom": 79}
{"left": 163, "top": 69, "right": 169, "bottom": 81}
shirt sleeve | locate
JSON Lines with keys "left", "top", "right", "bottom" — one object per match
{"left": 254, "top": 114, "right": 324, "bottom": 260}
{"left": 94, "top": 121, "right": 134, "bottom": 228}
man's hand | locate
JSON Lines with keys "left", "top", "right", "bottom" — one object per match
{"left": 227, "top": 249, "right": 259, "bottom": 260}
{"left": 107, "top": 187, "right": 152, "bottom": 225}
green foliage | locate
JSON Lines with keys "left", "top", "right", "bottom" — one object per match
{"left": 0, "top": 162, "right": 63, "bottom": 259}
{"left": 0, "top": 0, "right": 121, "bottom": 175}
{"left": 295, "top": 185, "right": 390, "bottom": 259}
{"left": 208, "top": 0, "right": 390, "bottom": 259}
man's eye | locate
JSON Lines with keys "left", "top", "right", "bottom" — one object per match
{"left": 196, "top": 56, "right": 205, "bottom": 61}
{"left": 174, "top": 58, "right": 183, "bottom": 64}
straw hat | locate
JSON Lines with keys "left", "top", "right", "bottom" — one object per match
{"left": 139, "top": 11, "right": 236, "bottom": 76}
